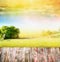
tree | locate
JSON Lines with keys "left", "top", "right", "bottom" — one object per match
{"left": 1, "top": 26, "right": 20, "bottom": 39}
{"left": 1, "top": 26, "right": 8, "bottom": 34}
{"left": 41, "top": 30, "right": 53, "bottom": 36}
{"left": 0, "top": 29, "right": 2, "bottom": 38}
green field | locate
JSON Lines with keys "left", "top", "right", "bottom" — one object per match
{"left": 0, "top": 37, "right": 60, "bottom": 47}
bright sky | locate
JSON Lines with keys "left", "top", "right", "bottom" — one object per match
{"left": 0, "top": 0, "right": 60, "bottom": 37}
{"left": 0, "top": 14, "right": 60, "bottom": 37}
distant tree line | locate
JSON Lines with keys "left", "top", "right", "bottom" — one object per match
{"left": 41, "top": 30, "right": 60, "bottom": 37}
{"left": 0, "top": 26, "right": 20, "bottom": 39}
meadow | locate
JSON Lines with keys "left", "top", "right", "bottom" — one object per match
{"left": 0, "top": 37, "right": 60, "bottom": 47}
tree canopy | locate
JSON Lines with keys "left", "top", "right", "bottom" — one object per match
{"left": 0, "top": 26, "right": 20, "bottom": 39}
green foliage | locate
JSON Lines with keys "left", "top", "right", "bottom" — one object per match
{"left": 1, "top": 26, "right": 8, "bottom": 34}
{"left": 41, "top": 30, "right": 56, "bottom": 37}
{"left": 0, "top": 26, "right": 20, "bottom": 39}
{"left": 0, "top": 29, "right": 2, "bottom": 38}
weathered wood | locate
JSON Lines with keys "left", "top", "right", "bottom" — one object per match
{"left": 1, "top": 48, "right": 60, "bottom": 62}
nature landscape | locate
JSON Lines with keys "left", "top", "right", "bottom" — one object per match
{"left": 0, "top": 0, "right": 60, "bottom": 62}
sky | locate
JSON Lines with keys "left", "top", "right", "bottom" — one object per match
{"left": 0, "top": 0, "right": 60, "bottom": 37}
{"left": 0, "top": 14, "right": 60, "bottom": 37}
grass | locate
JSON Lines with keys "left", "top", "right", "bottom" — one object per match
{"left": 0, "top": 37, "right": 60, "bottom": 47}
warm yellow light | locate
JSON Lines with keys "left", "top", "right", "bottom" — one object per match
{"left": 0, "top": 0, "right": 60, "bottom": 16}
{"left": 4, "top": 0, "right": 56, "bottom": 15}
{"left": 6, "top": 0, "right": 33, "bottom": 8}
{"left": 0, "top": 38, "right": 60, "bottom": 47}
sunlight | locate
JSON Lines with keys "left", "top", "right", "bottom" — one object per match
{"left": 6, "top": 0, "right": 33, "bottom": 8}
{"left": 0, "top": 0, "right": 60, "bottom": 16}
